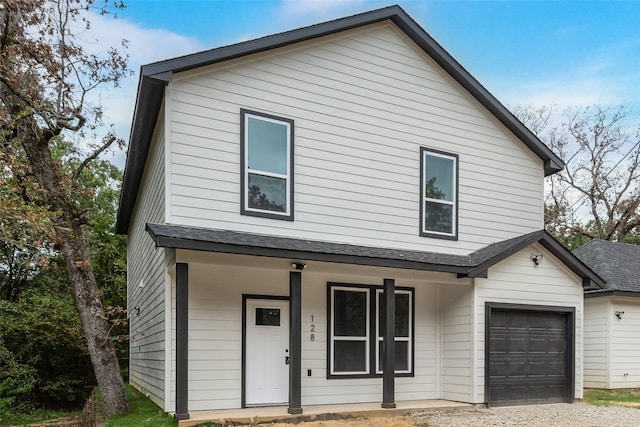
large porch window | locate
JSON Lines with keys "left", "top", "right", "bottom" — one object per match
{"left": 331, "top": 286, "right": 370, "bottom": 375}
{"left": 328, "top": 283, "right": 414, "bottom": 378}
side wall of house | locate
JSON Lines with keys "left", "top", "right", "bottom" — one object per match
{"left": 473, "top": 243, "right": 584, "bottom": 403}
{"left": 171, "top": 251, "right": 470, "bottom": 411}
{"left": 583, "top": 297, "right": 610, "bottom": 388}
{"left": 167, "top": 23, "right": 544, "bottom": 256}
{"left": 609, "top": 297, "right": 640, "bottom": 388}
{"left": 128, "top": 109, "right": 168, "bottom": 408}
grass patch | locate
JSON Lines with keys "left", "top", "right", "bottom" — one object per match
{"left": 584, "top": 389, "right": 640, "bottom": 407}
{"left": 0, "top": 407, "right": 78, "bottom": 426}
{"left": 105, "top": 385, "right": 177, "bottom": 427}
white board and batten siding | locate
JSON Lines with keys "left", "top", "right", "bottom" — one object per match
{"left": 473, "top": 243, "right": 585, "bottom": 403}
{"left": 165, "top": 22, "right": 544, "bottom": 257}
{"left": 128, "top": 110, "right": 170, "bottom": 409}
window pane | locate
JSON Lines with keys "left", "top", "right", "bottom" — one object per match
{"left": 424, "top": 201, "right": 453, "bottom": 234}
{"left": 378, "top": 293, "right": 410, "bottom": 338}
{"left": 425, "top": 155, "right": 453, "bottom": 201}
{"left": 255, "top": 308, "right": 280, "bottom": 326}
{"left": 334, "top": 341, "right": 366, "bottom": 372}
{"left": 395, "top": 293, "right": 410, "bottom": 337}
{"left": 248, "top": 174, "right": 286, "bottom": 212}
{"left": 248, "top": 117, "right": 288, "bottom": 175}
{"left": 395, "top": 341, "right": 409, "bottom": 371}
{"left": 378, "top": 341, "right": 409, "bottom": 372}
{"left": 334, "top": 290, "right": 367, "bottom": 337}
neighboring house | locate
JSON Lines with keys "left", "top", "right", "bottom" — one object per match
{"left": 116, "top": 5, "right": 604, "bottom": 421}
{"left": 574, "top": 240, "right": 640, "bottom": 389}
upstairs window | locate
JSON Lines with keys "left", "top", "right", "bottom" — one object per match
{"left": 241, "top": 109, "right": 294, "bottom": 220}
{"left": 420, "top": 147, "right": 458, "bottom": 240}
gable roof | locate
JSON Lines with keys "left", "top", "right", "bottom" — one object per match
{"left": 116, "top": 5, "right": 565, "bottom": 234}
{"left": 146, "top": 223, "right": 603, "bottom": 289}
{"left": 574, "top": 239, "right": 640, "bottom": 296}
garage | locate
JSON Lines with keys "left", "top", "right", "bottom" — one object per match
{"left": 485, "top": 304, "right": 575, "bottom": 406}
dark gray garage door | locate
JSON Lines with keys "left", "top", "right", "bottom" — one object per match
{"left": 486, "top": 305, "right": 573, "bottom": 406}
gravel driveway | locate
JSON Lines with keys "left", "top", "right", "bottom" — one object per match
{"left": 413, "top": 402, "right": 640, "bottom": 426}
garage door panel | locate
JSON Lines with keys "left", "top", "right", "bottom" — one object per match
{"left": 490, "top": 380, "right": 565, "bottom": 405}
{"left": 510, "top": 337, "right": 526, "bottom": 352}
{"left": 548, "top": 338, "right": 565, "bottom": 353}
{"left": 488, "top": 307, "right": 571, "bottom": 406}
{"left": 490, "top": 357, "right": 564, "bottom": 377}
{"left": 490, "top": 337, "right": 507, "bottom": 352}
{"left": 491, "top": 311, "right": 507, "bottom": 327}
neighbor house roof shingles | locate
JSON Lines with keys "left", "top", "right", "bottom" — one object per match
{"left": 574, "top": 239, "right": 640, "bottom": 295}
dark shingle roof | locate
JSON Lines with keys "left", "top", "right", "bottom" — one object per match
{"left": 116, "top": 5, "right": 565, "bottom": 234}
{"left": 574, "top": 240, "right": 640, "bottom": 294}
{"left": 146, "top": 223, "right": 603, "bottom": 289}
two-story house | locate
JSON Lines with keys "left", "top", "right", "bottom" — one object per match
{"left": 116, "top": 5, "right": 603, "bottom": 422}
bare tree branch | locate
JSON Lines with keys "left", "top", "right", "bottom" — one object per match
{"left": 516, "top": 103, "right": 640, "bottom": 246}
{"left": 72, "top": 133, "right": 116, "bottom": 183}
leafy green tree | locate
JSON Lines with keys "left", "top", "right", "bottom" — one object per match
{"left": 0, "top": 178, "right": 53, "bottom": 301}
{"left": 0, "top": 290, "right": 94, "bottom": 410}
{"left": 0, "top": 145, "right": 128, "bottom": 413}
{"left": 0, "top": 333, "right": 37, "bottom": 416}
{"left": 0, "top": 1, "right": 130, "bottom": 414}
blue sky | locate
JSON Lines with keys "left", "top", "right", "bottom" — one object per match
{"left": 92, "top": 0, "right": 640, "bottom": 163}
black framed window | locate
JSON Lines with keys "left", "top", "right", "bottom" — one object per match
{"left": 420, "top": 147, "right": 458, "bottom": 239}
{"left": 331, "top": 287, "right": 369, "bottom": 375}
{"left": 328, "top": 283, "right": 414, "bottom": 378}
{"left": 376, "top": 289, "right": 412, "bottom": 374}
{"left": 240, "top": 109, "right": 294, "bottom": 220}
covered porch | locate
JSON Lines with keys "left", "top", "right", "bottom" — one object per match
{"left": 145, "top": 223, "right": 601, "bottom": 420}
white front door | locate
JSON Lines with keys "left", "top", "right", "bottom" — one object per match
{"left": 245, "top": 298, "right": 289, "bottom": 405}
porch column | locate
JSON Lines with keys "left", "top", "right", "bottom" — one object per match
{"left": 175, "top": 263, "right": 189, "bottom": 421}
{"left": 288, "top": 271, "right": 303, "bottom": 414}
{"left": 382, "top": 278, "right": 396, "bottom": 409}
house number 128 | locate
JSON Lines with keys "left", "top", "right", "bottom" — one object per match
{"left": 310, "top": 315, "right": 315, "bottom": 341}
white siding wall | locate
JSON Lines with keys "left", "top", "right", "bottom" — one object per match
{"left": 171, "top": 251, "right": 461, "bottom": 411}
{"left": 167, "top": 23, "right": 544, "bottom": 256}
{"left": 473, "top": 244, "right": 584, "bottom": 403}
{"left": 610, "top": 298, "right": 640, "bottom": 388}
{"left": 583, "top": 297, "right": 610, "bottom": 388}
{"left": 128, "top": 112, "right": 168, "bottom": 408}
{"left": 440, "top": 284, "right": 473, "bottom": 402}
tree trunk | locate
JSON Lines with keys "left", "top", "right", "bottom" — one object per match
{"left": 56, "top": 224, "right": 130, "bottom": 416}
{"left": 20, "top": 131, "right": 129, "bottom": 415}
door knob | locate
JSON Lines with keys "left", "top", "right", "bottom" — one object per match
{"left": 285, "top": 356, "right": 290, "bottom": 365}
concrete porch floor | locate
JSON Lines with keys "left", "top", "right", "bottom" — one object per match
{"left": 179, "top": 399, "right": 474, "bottom": 426}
